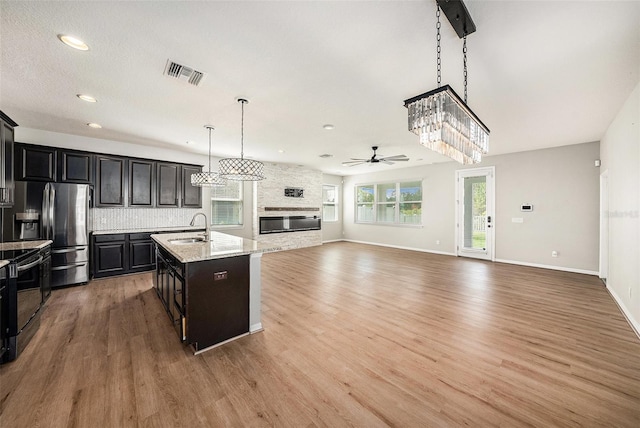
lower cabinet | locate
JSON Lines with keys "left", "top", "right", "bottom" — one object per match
{"left": 153, "top": 246, "right": 249, "bottom": 350}
{"left": 129, "top": 233, "right": 155, "bottom": 273}
{"left": 93, "top": 233, "right": 150, "bottom": 278}
{"left": 92, "top": 230, "right": 204, "bottom": 279}
{"left": 93, "top": 234, "right": 127, "bottom": 278}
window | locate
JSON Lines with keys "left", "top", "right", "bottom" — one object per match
{"left": 210, "top": 181, "right": 243, "bottom": 226}
{"left": 355, "top": 181, "right": 422, "bottom": 225}
{"left": 322, "top": 184, "right": 339, "bottom": 222}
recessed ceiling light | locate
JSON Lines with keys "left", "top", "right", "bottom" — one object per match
{"left": 319, "top": 154, "right": 333, "bottom": 158}
{"left": 76, "top": 94, "right": 97, "bottom": 103}
{"left": 323, "top": 124, "right": 335, "bottom": 130}
{"left": 86, "top": 122, "right": 102, "bottom": 129}
{"left": 58, "top": 34, "right": 89, "bottom": 51}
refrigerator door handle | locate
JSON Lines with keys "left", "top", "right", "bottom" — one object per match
{"left": 42, "top": 183, "right": 50, "bottom": 239}
{"left": 49, "top": 186, "right": 56, "bottom": 241}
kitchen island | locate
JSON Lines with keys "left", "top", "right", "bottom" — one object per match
{"left": 151, "top": 231, "right": 279, "bottom": 354}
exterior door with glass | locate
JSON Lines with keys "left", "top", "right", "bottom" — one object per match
{"left": 455, "top": 167, "right": 495, "bottom": 261}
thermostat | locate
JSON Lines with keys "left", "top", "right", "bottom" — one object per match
{"left": 521, "top": 204, "right": 533, "bottom": 212}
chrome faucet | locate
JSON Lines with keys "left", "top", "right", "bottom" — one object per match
{"left": 189, "top": 212, "right": 210, "bottom": 239}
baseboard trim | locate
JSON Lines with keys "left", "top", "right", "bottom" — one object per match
{"left": 494, "top": 258, "right": 598, "bottom": 276}
{"left": 605, "top": 286, "right": 640, "bottom": 340}
{"left": 322, "top": 239, "right": 344, "bottom": 244}
{"left": 342, "top": 239, "right": 456, "bottom": 257}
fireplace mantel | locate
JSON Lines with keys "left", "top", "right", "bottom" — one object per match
{"left": 264, "top": 207, "right": 320, "bottom": 212}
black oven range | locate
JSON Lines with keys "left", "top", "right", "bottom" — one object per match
{"left": 0, "top": 245, "right": 51, "bottom": 363}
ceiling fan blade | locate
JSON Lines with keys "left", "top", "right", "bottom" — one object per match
{"left": 381, "top": 155, "right": 409, "bottom": 160}
{"left": 349, "top": 157, "right": 368, "bottom": 161}
{"left": 381, "top": 160, "right": 395, "bottom": 165}
{"left": 341, "top": 160, "right": 367, "bottom": 166}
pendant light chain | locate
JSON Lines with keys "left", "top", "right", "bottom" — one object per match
{"left": 463, "top": 35, "right": 468, "bottom": 103}
{"left": 240, "top": 100, "right": 245, "bottom": 160}
{"left": 207, "top": 126, "right": 212, "bottom": 172}
{"left": 436, "top": 5, "right": 441, "bottom": 88}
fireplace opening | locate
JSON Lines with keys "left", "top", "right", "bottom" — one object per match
{"left": 259, "top": 216, "right": 321, "bottom": 234}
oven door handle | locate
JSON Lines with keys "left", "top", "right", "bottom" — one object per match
{"left": 17, "top": 256, "right": 43, "bottom": 273}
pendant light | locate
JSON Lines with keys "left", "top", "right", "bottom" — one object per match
{"left": 219, "top": 98, "right": 265, "bottom": 181}
{"left": 404, "top": 0, "right": 490, "bottom": 165}
{"left": 191, "top": 125, "right": 227, "bottom": 186}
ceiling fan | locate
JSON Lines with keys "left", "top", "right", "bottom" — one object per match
{"left": 341, "top": 146, "right": 409, "bottom": 167}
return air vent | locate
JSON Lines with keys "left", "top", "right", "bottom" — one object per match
{"left": 164, "top": 59, "right": 206, "bottom": 86}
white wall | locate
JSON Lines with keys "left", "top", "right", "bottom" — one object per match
{"left": 16, "top": 128, "right": 208, "bottom": 166}
{"left": 600, "top": 82, "right": 640, "bottom": 332}
{"left": 322, "top": 173, "right": 344, "bottom": 242}
{"left": 343, "top": 142, "right": 601, "bottom": 273}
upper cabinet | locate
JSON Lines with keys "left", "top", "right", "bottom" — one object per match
{"left": 57, "top": 149, "right": 93, "bottom": 183}
{"left": 15, "top": 144, "right": 56, "bottom": 182}
{"left": 95, "top": 155, "right": 127, "bottom": 207}
{"left": 0, "top": 110, "right": 17, "bottom": 207}
{"left": 10, "top": 141, "right": 202, "bottom": 208}
{"left": 157, "top": 162, "right": 180, "bottom": 208}
{"left": 181, "top": 165, "right": 202, "bottom": 208}
{"left": 129, "top": 159, "right": 154, "bottom": 207}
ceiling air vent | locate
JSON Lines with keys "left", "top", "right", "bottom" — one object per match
{"left": 164, "top": 60, "right": 206, "bottom": 86}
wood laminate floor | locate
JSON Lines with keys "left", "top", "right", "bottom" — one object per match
{"left": 1, "top": 242, "right": 639, "bottom": 427}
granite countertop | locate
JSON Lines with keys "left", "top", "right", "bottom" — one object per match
{"left": 151, "top": 231, "right": 280, "bottom": 263}
{"left": 0, "top": 240, "right": 53, "bottom": 267}
{"left": 0, "top": 240, "right": 53, "bottom": 251}
{"left": 92, "top": 226, "right": 205, "bottom": 235}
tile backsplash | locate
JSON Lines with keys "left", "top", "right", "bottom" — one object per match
{"left": 90, "top": 208, "right": 206, "bottom": 231}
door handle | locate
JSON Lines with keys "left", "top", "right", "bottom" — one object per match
{"left": 18, "top": 256, "right": 44, "bottom": 272}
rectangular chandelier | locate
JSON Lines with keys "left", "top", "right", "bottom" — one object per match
{"left": 404, "top": 85, "right": 489, "bottom": 165}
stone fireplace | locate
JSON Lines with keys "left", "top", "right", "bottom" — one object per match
{"left": 253, "top": 164, "right": 323, "bottom": 250}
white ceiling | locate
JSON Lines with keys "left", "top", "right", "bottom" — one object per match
{"left": 1, "top": 1, "right": 638, "bottom": 175}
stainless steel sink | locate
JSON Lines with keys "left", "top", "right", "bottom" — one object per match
{"left": 168, "top": 237, "right": 206, "bottom": 245}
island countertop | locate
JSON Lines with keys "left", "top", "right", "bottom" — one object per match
{"left": 151, "top": 231, "right": 280, "bottom": 263}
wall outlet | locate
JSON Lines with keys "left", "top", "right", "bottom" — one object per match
{"left": 551, "top": 250, "right": 558, "bottom": 257}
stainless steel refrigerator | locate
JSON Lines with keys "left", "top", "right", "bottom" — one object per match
{"left": 3, "top": 182, "right": 89, "bottom": 287}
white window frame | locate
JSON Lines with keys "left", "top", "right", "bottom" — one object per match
{"left": 322, "top": 184, "right": 339, "bottom": 223}
{"left": 355, "top": 180, "right": 423, "bottom": 226}
{"left": 210, "top": 181, "right": 244, "bottom": 228}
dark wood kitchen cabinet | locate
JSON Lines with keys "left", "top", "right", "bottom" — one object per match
{"left": 57, "top": 149, "right": 93, "bottom": 183}
{"left": 15, "top": 143, "right": 56, "bottom": 182}
{"left": 0, "top": 110, "right": 16, "bottom": 206}
{"left": 181, "top": 165, "right": 202, "bottom": 208}
{"left": 95, "top": 155, "right": 127, "bottom": 207}
{"left": 154, "top": 245, "right": 249, "bottom": 349}
{"left": 128, "top": 232, "right": 155, "bottom": 272}
{"left": 129, "top": 160, "right": 154, "bottom": 207}
{"left": 92, "top": 234, "right": 127, "bottom": 278}
{"left": 92, "top": 230, "right": 202, "bottom": 278}
{"left": 156, "top": 162, "right": 180, "bottom": 207}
